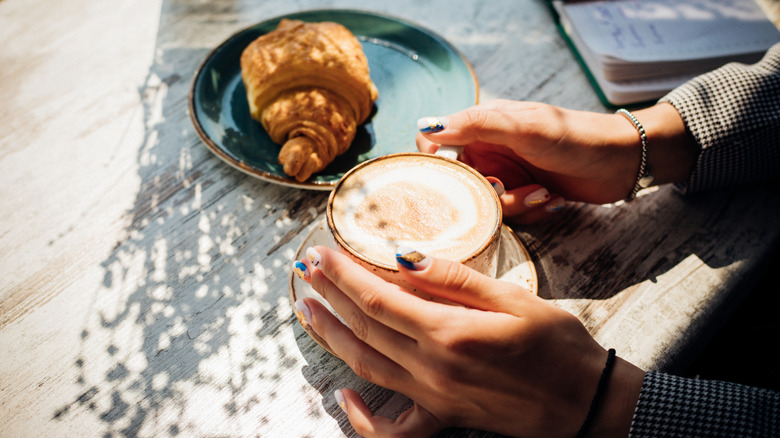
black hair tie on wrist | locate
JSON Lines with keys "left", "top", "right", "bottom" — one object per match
{"left": 575, "top": 348, "right": 617, "bottom": 438}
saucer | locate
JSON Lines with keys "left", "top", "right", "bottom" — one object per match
{"left": 289, "top": 219, "right": 537, "bottom": 356}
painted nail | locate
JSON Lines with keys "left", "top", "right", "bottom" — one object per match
{"left": 306, "top": 247, "right": 322, "bottom": 268}
{"left": 292, "top": 259, "right": 311, "bottom": 283}
{"left": 334, "top": 389, "right": 348, "bottom": 413}
{"left": 545, "top": 197, "right": 566, "bottom": 212}
{"left": 294, "top": 299, "right": 312, "bottom": 330}
{"left": 417, "top": 116, "right": 447, "bottom": 133}
{"left": 490, "top": 179, "right": 506, "bottom": 197}
{"left": 524, "top": 188, "right": 551, "bottom": 207}
{"left": 396, "top": 246, "right": 432, "bottom": 271}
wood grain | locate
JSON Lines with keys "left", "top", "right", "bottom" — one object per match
{"left": 1, "top": 0, "right": 778, "bottom": 437}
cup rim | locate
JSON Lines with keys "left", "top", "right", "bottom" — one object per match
{"left": 326, "top": 152, "right": 503, "bottom": 271}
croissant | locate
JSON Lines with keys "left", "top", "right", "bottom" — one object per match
{"left": 240, "top": 19, "right": 378, "bottom": 181}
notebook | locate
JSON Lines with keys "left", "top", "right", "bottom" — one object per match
{"left": 549, "top": 0, "right": 780, "bottom": 106}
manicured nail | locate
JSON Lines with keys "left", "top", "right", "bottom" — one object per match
{"left": 292, "top": 259, "right": 311, "bottom": 283}
{"left": 396, "top": 246, "right": 432, "bottom": 271}
{"left": 524, "top": 188, "right": 551, "bottom": 207}
{"left": 489, "top": 179, "right": 505, "bottom": 197}
{"left": 334, "top": 389, "right": 348, "bottom": 413}
{"left": 306, "top": 247, "right": 322, "bottom": 268}
{"left": 294, "top": 299, "right": 312, "bottom": 330}
{"left": 545, "top": 197, "right": 566, "bottom": 212}
{"left": 417, "top": 116, "right": 447, "bottom": 133}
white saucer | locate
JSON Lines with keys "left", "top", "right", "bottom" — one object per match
{"left": 289, "top": 219, "right": 537, "bottom": 356}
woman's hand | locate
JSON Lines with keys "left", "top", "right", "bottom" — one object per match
{"left": 416, "top": 100, "right": 697, "bottom": 223}
{"left": 294, "top": 246, "right": 645, "bottom": 437}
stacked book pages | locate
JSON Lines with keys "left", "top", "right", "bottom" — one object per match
{"left": 550, "top": 0, "right": 780, "bottom": 106}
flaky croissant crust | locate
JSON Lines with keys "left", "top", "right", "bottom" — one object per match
{"left": 240, "top": 19, "right": 378, "bottom": 181}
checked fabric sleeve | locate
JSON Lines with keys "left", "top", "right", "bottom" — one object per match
{"left": 629, "top": 371, "right": 780, "bottom": 437}
{"left": 629, "top": 43, "right": 780, "bottom": 437}
{"left": 659, "top": 42, "right": 780, "bottom": 194}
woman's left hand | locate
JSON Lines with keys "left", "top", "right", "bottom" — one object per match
{"left": 294, "top": 246, "right": 644, "bottom": 438}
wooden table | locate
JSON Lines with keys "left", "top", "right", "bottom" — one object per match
{"left": 2, "top": 0, "right": 778, "bottom": 436}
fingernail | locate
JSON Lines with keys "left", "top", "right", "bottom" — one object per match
{"left": 489, "top": 179, "right": 505, "bottom": 197}
{"left": 396, "top": 246, "right": 432, "bottom": 271}
{"left": 545, "top": 197, "right": 566, "bottom": 212}
{"left": 294, "top": 299, "right": 312, "bottom": 330}
{"left": 306, "top": 247, "right": 322, "bottom": 268}
{"left": 334, "top": 389, "right": 348, "bottom": 413}
{"left": 417, "top": 116, "right": 447, "bottom": 133}
{"left": 292, "top": 259, "right": 311, "bottom": 283}
{"left": 524, "top": 188, "right": 551, "bottom": 207}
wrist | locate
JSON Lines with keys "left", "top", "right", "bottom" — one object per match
{"left": 629, "top": 103, "right": 700, "bottom": 187}
{"left": 585, "top": 357, "right": 645, "bottom": 438}
{"left": 615, "top": 109, "right": 652, "bottom": 201}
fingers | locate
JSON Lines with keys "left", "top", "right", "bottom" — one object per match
{"left": 486, "top": 177, "right": 566, "bottom": 224}
{"left": 416, "top": 101, "right": 538, "bottom": 149}
{"left": 394, "top": 249, "right": 533, "bottom": 314}
{"left": 505, "top": 196, "right": 566, "bottom": 224}
{"left": 415, "top": 103, "right": 569, "bottom": 225}
{"left": 308, "top": 264, "right": 420, "bottom": 360}
{"left": 299, "top": 297, "right": 413, "bottom": 391}
{"left": 499, "top": 183, "right": 566, "bottom": 224}
{"left": 335, "top": 389, "right": 443, "bottom": 438}
{"left": 304, "top": 246, "right": 443, "bottom": 345}
{"left": 415, "top": 132, "right": 439, "bottom": 154}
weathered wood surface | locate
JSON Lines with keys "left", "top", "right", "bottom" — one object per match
{"left": 1, "top": 0, "right": 778, "bottom": 437}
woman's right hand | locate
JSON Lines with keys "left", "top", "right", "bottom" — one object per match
{"left": 416, "top": 100, "right": 697, "bottom": 223}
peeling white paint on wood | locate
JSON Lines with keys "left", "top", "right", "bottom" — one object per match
{"left": 1, "top": 0, "right": 778, "bottom": 437}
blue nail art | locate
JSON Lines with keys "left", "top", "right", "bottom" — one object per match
{"left": 396, "top": 247, "right": 431, "bottom": 271}
{"left": 292, "top": 260, "right": 310, "bottom": 282}
{"left": 417, "top": 117, "right": 446, "bottom": 133}
{"left": 545, "top": 198, "right": 566, "bottom": 212}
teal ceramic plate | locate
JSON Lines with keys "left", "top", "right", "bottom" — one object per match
{"left": 189, "top": 9, "right": 479, "bottom": 190}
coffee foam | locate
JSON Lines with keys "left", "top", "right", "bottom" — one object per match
{"left": 331, "top": 155, "right": 498, "bottom": 267}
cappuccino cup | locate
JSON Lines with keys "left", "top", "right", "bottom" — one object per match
{"left": 326, "top": 152, "right": 502, "bottom": 291}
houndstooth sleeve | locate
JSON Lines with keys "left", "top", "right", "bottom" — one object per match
{"left": 659, "top": 43, "right": 780, "bottom": 194}
{"left": 629, "top": 371, "right": 780, "bottom": 437}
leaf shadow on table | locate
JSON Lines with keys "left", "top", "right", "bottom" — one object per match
{"left": 48, "top": 0, "right": 780, "bottom": 436}
{"left": 44, "top": 1, "right": 515, "bottom": 436}
{"left": 49, "top": 24, "right": 342, "bottom": 438}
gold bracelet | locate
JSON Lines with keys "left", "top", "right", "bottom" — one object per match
{"left": 616, "top": 109, "right": 654, "bottom": 201}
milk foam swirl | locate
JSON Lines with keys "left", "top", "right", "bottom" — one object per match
{"left": 330, "top": 155, "right": 498, "bottom": 267}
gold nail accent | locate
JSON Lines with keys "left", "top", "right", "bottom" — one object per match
{"left": 295, "top": 309, "right": 311, "bottom": 330}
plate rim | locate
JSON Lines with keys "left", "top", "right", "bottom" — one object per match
{"left": 187, "top": 8, "right": 479, "bottom": 191}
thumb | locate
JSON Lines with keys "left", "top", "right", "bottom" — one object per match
{"left": 336, "top": 388, "right": 444, "bottom": 438}
{"left": 395, "top": 248, "right": 533, "bottom": 313}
